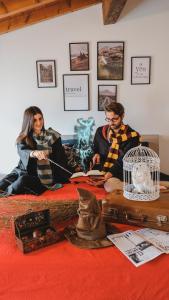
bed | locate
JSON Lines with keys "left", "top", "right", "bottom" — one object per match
{"left": 0, "top": 177, "right": 169, "bottom": 300}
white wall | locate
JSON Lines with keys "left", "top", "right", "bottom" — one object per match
{"left": 0, "top": 0, "right": 169, "bottom": 174}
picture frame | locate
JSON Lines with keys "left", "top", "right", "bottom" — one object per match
{"left": 36, "top": 60, "right": 56, "bottom": 88}
{"left": 131, "top": 56, "right": 151, "bottom": 84}
{"left": 97, "top": 41, "right": 124, "bottom": 80}
{"left": 63, "top": 74, "right": 89, "bottom": 111}
{"left": 69, "top": 42, "right": 89, "bottom": 71}
{"left": 98, "top": 85, "right": 117, "bottom": 111}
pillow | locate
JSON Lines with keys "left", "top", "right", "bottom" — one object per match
{"left": 63, "top": 143, "right": 82, "bottom": 171}
{"left": 62, "top": 133, "right": 94, "bottom": 172}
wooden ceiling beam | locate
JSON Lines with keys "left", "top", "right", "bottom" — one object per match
{"left": 0, "top": 0, "right": 101, "bottom": 35}
{"left": 70, "top": 0, "right": 101, "bottom": 10}
{"left": 0, "top": 0, "right": 101, "bottom": 21}
{"left": 0, "top": 1, "right": 8, "bottom": 13}
{"left": 23, "top": 0, "right": 101, "bottom": 24}
{"left": 0, "top": 0, "right": 63, "bottom": 20}
{"left": 102, "top": 0, "right": 128, "bottom": 24}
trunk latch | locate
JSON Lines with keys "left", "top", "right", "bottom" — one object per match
{"left": 156, "top": 215, "right": 168, "bottom": 226}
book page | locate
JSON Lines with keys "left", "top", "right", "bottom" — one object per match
{"left": 87, "top": 170, "right": 104, "bottom": 176}
{"left": 71, "top": 170, "right": 103, "bottom": 178}
{"left": 107, "top": 230, "right": 163, "bottom": 267}
{"left": 71, "top": 172, "right": 86, "bottom": 178}
{"left": 136, "top": 228, "right": 169, "bottom": 254}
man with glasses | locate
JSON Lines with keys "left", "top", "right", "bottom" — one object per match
{"left": 92, "top": 102, "right": 140, "bottom": 183}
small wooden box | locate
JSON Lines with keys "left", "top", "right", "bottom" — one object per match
{"left": 14, "top": 209, "right": 61, "bottom": 253}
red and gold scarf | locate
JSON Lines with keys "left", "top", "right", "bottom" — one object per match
{"left": 103, "top": 124, "right": 140, "bottom": 173}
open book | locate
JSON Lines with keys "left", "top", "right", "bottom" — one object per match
{"left": 136, "top": 228, "right": 169, "bottom": 254}
{"left": 107, "top": 230, "right": 163, "bottom": 267}
{"left": 71, "top": 169, "right": 104, "bottom": 179}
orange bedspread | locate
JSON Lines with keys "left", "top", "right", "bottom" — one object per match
{"left": 0, "top": 179, "right": 169, "bottom": 300}
{"left": 0, "top": 223, "right": 169, "bottom": 300}
{"left": 7, "top": 177, "right": 107, "bottom": 201}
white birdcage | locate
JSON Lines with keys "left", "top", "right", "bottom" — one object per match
{"left": 123, "top": 145, "right": 160, "bottom": 201}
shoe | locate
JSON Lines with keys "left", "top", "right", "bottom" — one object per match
{"left": 47, "top": 183, "right": 63, "bottom": 191}
{"left": 0, "top": 191, "right": 9, "bottom": 198}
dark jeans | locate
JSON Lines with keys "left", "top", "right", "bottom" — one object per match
{"left": 160, "top": 172, "right": 169, "bottom": 181}
{"left": 0, "top": 173, "right": 47, "bottom": 196}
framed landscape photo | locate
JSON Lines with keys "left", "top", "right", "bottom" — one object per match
{"left": 131, "top": 56, "right": 151, "bottom": 84}
{"left": 97, "top": 41, "right": 124, "bottom": 80}
{"left": 98, "top": 85, "right": 117, "bottom": 111}
{"left": 69, "top": 42, "right": 89, "bottom": 71}
{"left": 36, "top": 60, "right": 56, "bottom": 88}
{"left": 63, "top": 74, "right": 89, "bottom": 111}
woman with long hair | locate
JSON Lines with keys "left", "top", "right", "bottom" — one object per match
{"left": 0, "top": 106, "right": 70, "bottom": 196}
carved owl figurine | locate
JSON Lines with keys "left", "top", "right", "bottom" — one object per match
{"left": 132, "top": 163, "right": 154, "bottom": 193}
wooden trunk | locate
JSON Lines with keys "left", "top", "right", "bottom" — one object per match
{"left": 103, "top": 190, "right": 169, "bottom": 231}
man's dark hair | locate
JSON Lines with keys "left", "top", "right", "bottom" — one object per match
{"left": 104, "top": 102, "right": 124, "bottom": 117}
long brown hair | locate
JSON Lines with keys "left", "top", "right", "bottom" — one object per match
{"left": 16, "top": 106, "right": 45, "bottom": 148}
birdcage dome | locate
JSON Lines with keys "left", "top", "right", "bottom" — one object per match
{"left": 123, "top": 145, "right": 160, "bottom": 201}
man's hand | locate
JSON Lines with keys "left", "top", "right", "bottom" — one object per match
{"left": 92, "top": 153, "right": 100, "bottom": 166}
{"left": 87, "top": 176, "right": 105, "bottom": 187}
{"left": 104, "top": 172, "right": 113, "bottom": 181}
{"left": 32, "top": 150, "right": 48, "bottom": 160}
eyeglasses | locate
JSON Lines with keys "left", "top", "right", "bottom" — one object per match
{"left": 105, "top": 116, "right": 120, "bottom": 123}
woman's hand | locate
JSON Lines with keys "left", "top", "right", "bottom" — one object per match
{"left": 32, "top": 150, "right": 48, "bottom": 160}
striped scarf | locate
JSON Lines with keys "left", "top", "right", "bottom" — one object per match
{"left": 33, "top": 128, "right": 60, "bottom": 186}
{"left": 103, "top": 124, "right": 140, "bottom": 173}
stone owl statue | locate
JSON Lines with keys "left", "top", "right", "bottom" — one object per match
{"left": 132, "top": 163, "right": 154, "bottom": 193}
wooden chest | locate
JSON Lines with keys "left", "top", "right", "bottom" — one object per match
{"left": 103, "top": 190, "right": 169, "bottom": 231}
{"left": 13, "top": 209, "right": 62, "bottom": 253}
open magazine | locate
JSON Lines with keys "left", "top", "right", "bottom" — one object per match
{"left": 71, "top": 169, "right": 104, "bottom": 179}
{"left": 107, "top": 230, "right": 163, "bottom": 267}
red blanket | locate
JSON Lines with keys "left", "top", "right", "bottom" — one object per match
{"left": 7, "top": 177, "right": 107, "bottom": 201}
{"left": 0, "top": 178, "right": 169, "bottom": 300}
{"left": 0, "top": 223, "right": 169, "bottom": 300}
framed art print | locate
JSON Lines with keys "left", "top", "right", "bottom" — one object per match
{"left": 69, "top": 43, "right": 89, "bottom": 71}
{"left": 98, "top": 85, "right": 117, "bottom": 111}
{"left": 63, "top": 74, "right": 89, "bottom": 111}
{"left": 131, "top": 56, "right": 151, "bottom": 84}
{"left": 97, "top": 41, "right": 124, "bottom": 80}
{"left": 36, "top": 60, "right": 56, "bottom": 88}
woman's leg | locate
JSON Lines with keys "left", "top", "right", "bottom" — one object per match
{"left": 0, "top": 173, "right": 18, "bottom": 191}
{"left": 6, "top": 174, "right": 47, "bottom": 196}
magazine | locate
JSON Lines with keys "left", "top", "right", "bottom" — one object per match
{"left": 136, "top": 228, "right": 169, "bottom": 254}
{"left": 107, "top": 230, "right": 163, "bottom": 267}
{"left": 71, "top": 169, "right": 104, "bottom": 179}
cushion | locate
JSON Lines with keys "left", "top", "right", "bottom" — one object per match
{"left": 62, "top": 131, "right": 94, "bottom": 172}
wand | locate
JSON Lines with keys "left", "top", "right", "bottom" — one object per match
{"left": 48, "top": 158, "right": 73, "bottom": 176}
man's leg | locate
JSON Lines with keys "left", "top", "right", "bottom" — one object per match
{"left": 160, "top": 172, "right": 169, "bottom": 181}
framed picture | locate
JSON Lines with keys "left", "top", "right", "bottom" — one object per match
{"left": 63, "top": 74, "right": 89, "bottom": 111}
{"left": 36, "top": 60, "right": 56, "bottom": 88}
{"left": 69, "top": 42, "right": 89, "bottom": 71}
{"left": 97, "top": 41, "right": 124, "bottom": 80}
{"left": 131, "top": 56, "right": 151, "bottom": 84}
{"left": 98, "top": 85, "right": 117, "bottom": 111}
